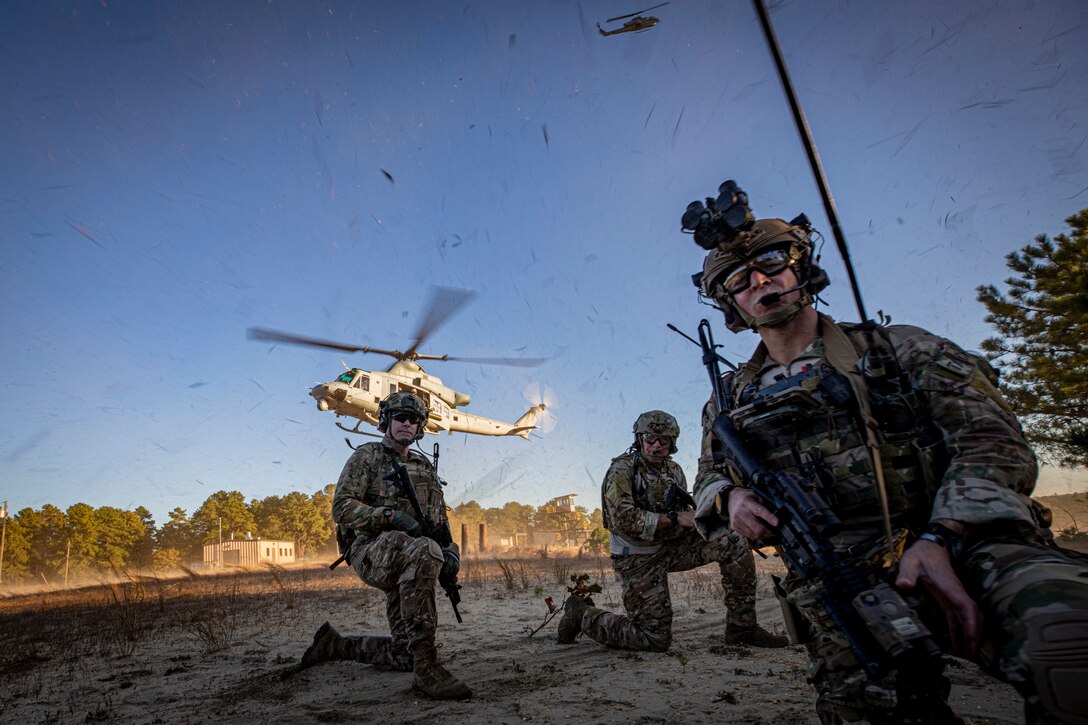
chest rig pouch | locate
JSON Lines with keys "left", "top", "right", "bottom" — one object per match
{"left": 728, "top": 325, "right": 941, "bottom": 529}
{"left": 601, "top": 452, "right": 676, "bottom": 531}
{"left": 375, "top": 451, "right": 443, "bottom": 521}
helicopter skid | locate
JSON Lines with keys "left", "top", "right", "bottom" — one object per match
{"left": 336, "top": 419, "right": 369, "bottom": 436}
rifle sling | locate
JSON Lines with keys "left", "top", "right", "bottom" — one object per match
{"left": 819, "top": 314, "right": 896, "bottom": 563}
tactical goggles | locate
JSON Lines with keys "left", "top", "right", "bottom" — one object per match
{"left": 720, "top": 249, "right": 794, "bottom": 295}
{"left": 391, "top": 412, "right": 423, "bottom": 425}
{"left": 641, "top": 434, "right": 674, "bottom": 447}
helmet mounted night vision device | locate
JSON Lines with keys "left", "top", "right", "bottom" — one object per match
{"left": 683, "top": 180, "right": 828, "bottom": 333}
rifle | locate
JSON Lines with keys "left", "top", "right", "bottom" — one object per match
{"left": 328, "top": 532, "right": 349, "bottom": 570}
{"left": 383, "top": 462, "right": 464, "bottom": 623}
{"left": 664, "top": 483, "right": 696, "bottom": 523}
{"left": 686, "top": 319, "right": 956, "bottom": 719}
{"left": 327, "top": 438, "right": 365, "bottom": 570}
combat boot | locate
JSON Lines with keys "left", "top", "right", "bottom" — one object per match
{"left": 411, "top": 646, "right": 472, "bottom": 700}
{"left": 299, "top": 621, "right": 346, "bottom": 669}
{"left": 724, "top": 622, "right": 790, "bottom": 648}
{"left": 556, "top": 594, "right": 591, "bottom": 644}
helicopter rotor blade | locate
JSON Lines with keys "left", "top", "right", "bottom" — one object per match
{"left": 605, "top": 1, "right": 669, "bottom": 23}
{"left": 403, "top": 286, "right": 477, "bottom": 360}
{"left": 249, "top": 286, "right": 542, "bottom": 367}
{"left": 246, "top": 327, "right": 403, "bottom": 359}
{"left": 440, "top": 354, "right": 548, "bottom": 367}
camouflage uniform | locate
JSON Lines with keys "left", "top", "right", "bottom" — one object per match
{"left": 328, "top": 439, "right": 458, "bottom": 670}
{"left": 576, "top": 449, "right": 757, "bottom": 652}
{"left": 694, "top": 314, "right": 1088, "bottom": 724}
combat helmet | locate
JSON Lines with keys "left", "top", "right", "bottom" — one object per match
{"left": 683, "top": 181, "right": 828, "bottom": 333}
{"left": 632, "top": 410, "right": 679, "bottom": 454}
{"left": 378, "top": 391, "right": 429, "bottom": 441}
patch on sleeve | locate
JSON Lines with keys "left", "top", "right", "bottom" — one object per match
{"left": 933, "top": 348, "right": 975, "bottom": 380}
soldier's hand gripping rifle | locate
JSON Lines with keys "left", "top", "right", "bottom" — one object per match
{"left": 664, "top": 483, "right": 696, "bottom": 526}
{"left": 383, "top": 463, "right": 464, "bottom": 623}
{"left": 685, "top": 319, "right": 956, "bottom": 720}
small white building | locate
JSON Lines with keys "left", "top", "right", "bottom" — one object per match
{"left": 202, "top": 537, "right": 297, "bottom": 567}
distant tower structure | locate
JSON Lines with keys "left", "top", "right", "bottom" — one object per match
{"left": 539, "top": 494, "right": 591, "bottom": 548}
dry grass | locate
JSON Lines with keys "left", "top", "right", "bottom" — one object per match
{"left": 104, "top": 572, "right": 152, "bottom": 657}
{"left": 0, "top": 554, "right": 613, "bottom": 674}
{"left": 0, "top": 552, "right": 1028, "bottom": 725}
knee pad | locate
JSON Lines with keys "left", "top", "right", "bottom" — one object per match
{"left": 1026, "top": 610, "right": 1088, "bottom": 724}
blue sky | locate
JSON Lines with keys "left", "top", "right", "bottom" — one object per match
{"left": 2, "top": 0, "right": 1087, "bottom": 525}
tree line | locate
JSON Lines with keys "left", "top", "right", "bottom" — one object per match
{"left": 0, "top": 487, "right": 604, "bottom": 584}
{"left": 3, "top": 210, "right": 1084, "bottom": 583}
{"left": 0, "top": 488, "right": 336, "bottom": 582}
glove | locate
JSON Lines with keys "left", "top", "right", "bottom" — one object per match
{"left": 388, "top": 510, "right": 421, "bottom": 537}
{"left": 439, "top": 551, "right": 460, "bottom": 584}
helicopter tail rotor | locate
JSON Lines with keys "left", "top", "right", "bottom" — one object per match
{"left": 523, "top": 381, "right": 559, "bottom": 434}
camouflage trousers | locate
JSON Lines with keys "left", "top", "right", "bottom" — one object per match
{"left": 342, "top": 530, "right": 445, "bottom": 665}
{"left": 786, "top": 534, "right": 1088, "bottom": 725}
{"left": 582, "top": 529, "right": 756, "bottom": 652}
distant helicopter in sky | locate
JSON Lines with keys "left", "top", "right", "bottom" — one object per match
{"left": 597, "top": 2, "right": 669, "bottom": 36}
{"left": 247, "top": 287, "right": 551, "bottom": 440}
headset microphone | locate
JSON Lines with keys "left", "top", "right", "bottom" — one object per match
{"left": 759, "top": 283, "right": 804, "bottom": 307}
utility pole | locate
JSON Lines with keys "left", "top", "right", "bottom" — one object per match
{"left": 0, "top": 501, "right": 8, "bottom": 585}
{"left": 63, "top": 539, "right": 71, "bottom": 588}
{"left": 218, "top": 517, "right": 223, "bottom": 570}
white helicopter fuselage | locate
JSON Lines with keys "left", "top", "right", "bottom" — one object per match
{"left": 309, "top": 365, "right": 540, "bottom": 440}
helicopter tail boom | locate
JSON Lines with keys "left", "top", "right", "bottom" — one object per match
{"left": 504, "top": 405, "right": 544, "bottom": 439}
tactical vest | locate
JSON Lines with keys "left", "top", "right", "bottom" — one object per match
{"left": 337, "top": 445, "right": 445, "bottom": 552}
{"left": 723, "top": 320, "right": 949, "bottom": 533}
{"left": 600, "top": 451, "right": 680, "bottom": 532}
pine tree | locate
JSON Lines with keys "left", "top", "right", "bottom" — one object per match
{"left": 977, "top": 209, "right": 1088, "bottom": 467}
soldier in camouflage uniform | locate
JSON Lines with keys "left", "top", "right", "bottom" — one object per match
{"left": 685, "top": 197, "right": 1088, "bottom": 724}
{"left": 298, "top": 392, "right": 471, "bottom": 701}
{"left": 556, "top": 410, "right": 788, "bottom": 651}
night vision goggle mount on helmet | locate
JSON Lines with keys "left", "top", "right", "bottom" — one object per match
{"left": 682, "top": 179, "right": 829, "bottom": 333}
{"left": 681, "top": 180, "right": 756, "bottom": 251}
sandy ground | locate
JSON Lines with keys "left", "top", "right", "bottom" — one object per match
{"left": 0, "top": 551, "right": 1030, "bottom": 725}
{"left": 1037, "top": 492, "right": 1088, "bottom": 536}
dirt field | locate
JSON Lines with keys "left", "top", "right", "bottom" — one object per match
{"left": 0, "top": 548, "right": 1035, "bottom": 725}
{"left": 1037, "top": 492, "right": 1088, "bottom": 539}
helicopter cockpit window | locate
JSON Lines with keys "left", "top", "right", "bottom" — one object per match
{"left": 353, "top": 375, "right": 369, "bottom": 391}
{"left": 338, "top": 372, "right": 354, "bottom": 383}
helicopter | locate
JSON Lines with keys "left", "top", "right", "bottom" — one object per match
{"left": 247, "top": 287, "right": 550, "bottom": 440}
{"left": 596, "top": 2, "right": 669, "bottom": 36}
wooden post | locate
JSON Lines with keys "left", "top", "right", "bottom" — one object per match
{"left": 478, "top": 522, "right": 487, "bottom": 553}
{"left": 460, "top": 524, "right": 469, "bottom": 555}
